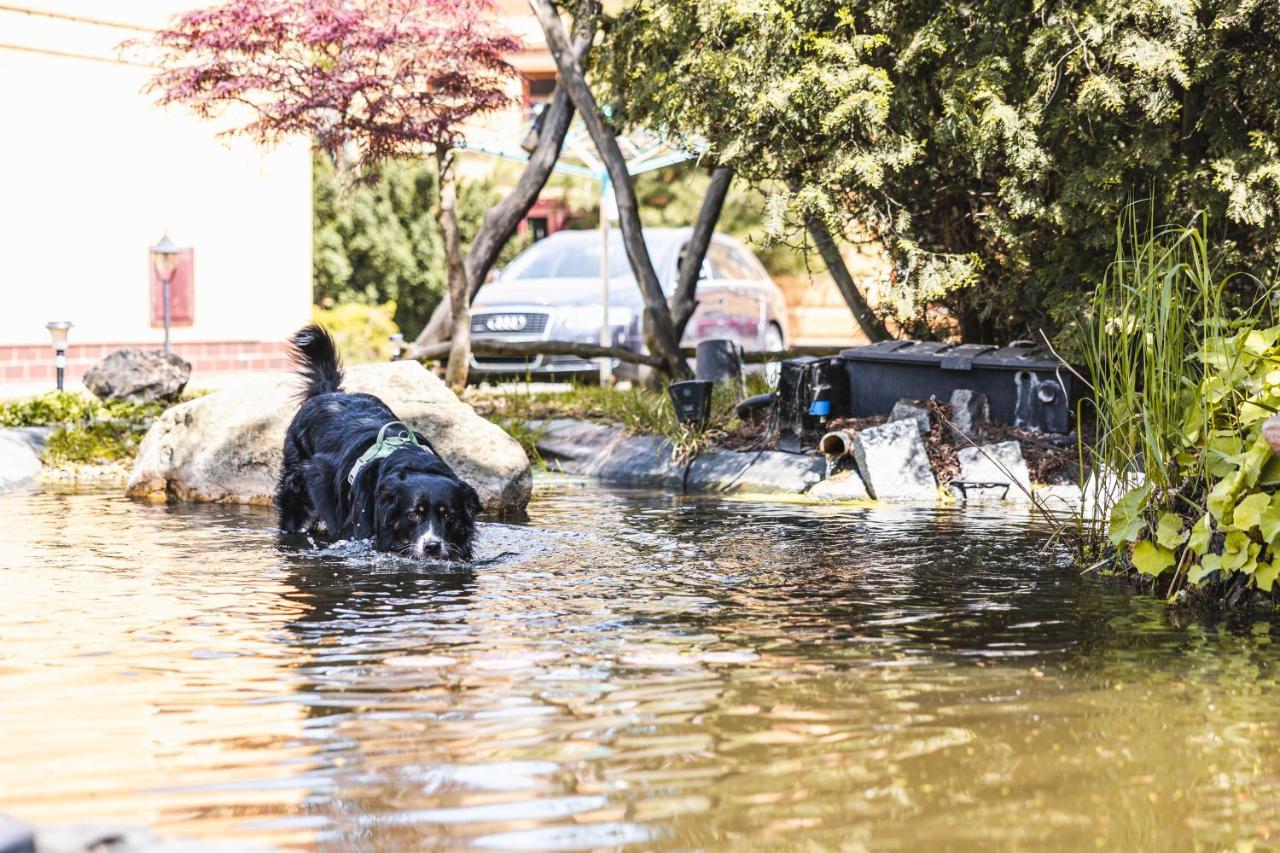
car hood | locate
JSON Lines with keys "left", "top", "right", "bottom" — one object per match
{"left": 472, "top": 277, "right": 646, "bottom": 310}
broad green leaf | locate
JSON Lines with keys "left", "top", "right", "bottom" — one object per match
{"left": 1132, "top": 541, "right": 1176, "bottom": 577}
{"left": 1231, "top": 492, "right": 1271, "bottom": 531}
{"left": 1208, "top": 478, "right": 1236, "bottom": 521}
{"left": 1154, "top": 512, "right": 1187, "bottom": 549}
{"left": 1107, "top": 483, "right": 1151, "bottom": 547}
{"left": 1219, "top": 530, "right": 1255, "bottom": 571}
{"left": 1188, "top": 514, "right": 1213, "bottom": 555}
{"left": 1255, "top": 561, "right": 1280, "bottom": 593}
{"left": 1189, "top": 554, "right": 1220, "bottom": 584}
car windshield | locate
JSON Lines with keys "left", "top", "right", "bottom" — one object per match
{"left": 504, "top": 234, "right": 640, "bottom": 280}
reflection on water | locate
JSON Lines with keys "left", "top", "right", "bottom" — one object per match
{"left": 1, "top": 481, "right": 1278, "bottom": 850}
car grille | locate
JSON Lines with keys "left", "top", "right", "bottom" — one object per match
{"left": 471, "top": 312, "right": 548, "bottom": 335}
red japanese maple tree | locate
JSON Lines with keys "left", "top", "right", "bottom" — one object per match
{"left": 145, "top": 0, "right": 520, "bottom": 386}
{"left": 147, "top": 0, "right": 518, "bottom": 167}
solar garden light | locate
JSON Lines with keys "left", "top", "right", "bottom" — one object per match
{"left": 45, "top": 321, "right": 72, "bottom": 391}
{"left": 389, "top": 333, "right": 406, "bottom": 361}
{"left": 150, "top": 235, "right": 182, "bottom": 354}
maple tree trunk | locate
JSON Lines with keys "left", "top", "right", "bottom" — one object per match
{"left": 435, "top": 150, "right": 471, "bottom": 390}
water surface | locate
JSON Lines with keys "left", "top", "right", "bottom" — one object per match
{"left": 1, "top": 481, "right": 1278, "bottom": 850}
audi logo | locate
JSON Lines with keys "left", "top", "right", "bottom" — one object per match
{"left": 485, "top": 314, "right": 527, "bottom": 332}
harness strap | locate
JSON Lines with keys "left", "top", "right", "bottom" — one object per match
{"left": 347, "top": 420, "right": 422, "bottom": 485}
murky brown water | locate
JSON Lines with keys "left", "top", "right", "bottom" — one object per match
{"left": 1, "top": 480, "right": 1278, "bottom": 850}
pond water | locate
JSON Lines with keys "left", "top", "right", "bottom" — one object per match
{"left": 1, "top": 480, "right": 1278, "bottom": 850}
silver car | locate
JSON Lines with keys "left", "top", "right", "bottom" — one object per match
{"left": 468, "top": 227, "right": 789, "bottom": 379}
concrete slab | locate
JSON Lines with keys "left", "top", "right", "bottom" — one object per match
{"left": 853, "top": 419, "right": 937, "bottom": 501}
{"left": 687, "top": 449, "right": 825, "bottom": 494}
{"left": 806, "top": 469, "right": 870, "bottom": 500}
{"left": 955, "top": 441, "right": 1033, "bottom": 503}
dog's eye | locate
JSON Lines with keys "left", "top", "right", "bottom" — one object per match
{"left": 438, "top": 505, "right": 450, "bottom": 519}
{"left": 406, "top": 510, "right": 420, "bottom": 522}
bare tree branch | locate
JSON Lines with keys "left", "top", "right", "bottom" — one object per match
{"left": 806, "top": 216, "right": 890, "bottom": 342}
{"left": 528, "top": 0, "right": 689, "bottom": 379}
{"left": 413, "top": 29, "right": 592, "bottom": 349}
{"left": 413, "top": 338, "right": 842, "bottom": 367}
{"left": 671, "top": 166, "right": 733, "bottom": 339}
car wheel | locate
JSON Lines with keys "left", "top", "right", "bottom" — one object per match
{"left": 763, "top": 323, "right": 785, "bottom": 388}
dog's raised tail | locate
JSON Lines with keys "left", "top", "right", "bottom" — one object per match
{"left": 289, "top": 324, "right": 343, "bottom": 399}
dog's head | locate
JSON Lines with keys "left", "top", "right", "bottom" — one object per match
{"left": 372, "top": 468, "right": 481, "bottom": 561}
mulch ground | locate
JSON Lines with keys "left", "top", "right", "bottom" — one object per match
{"left": 721, "top": 398, "right": 1080, "bottom": 486}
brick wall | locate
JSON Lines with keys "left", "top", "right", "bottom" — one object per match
{"left": 0, "top": 341, "right": 291, "bottom": 385}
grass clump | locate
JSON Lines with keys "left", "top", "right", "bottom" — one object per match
{"left": 42, "top": 422, "right": 146, "bottom": 466}
{"left": 1075, "top": 207, "right": 1280, "bottom": 605}
{"left": 470, "top": 374, "right": 772, "bottom": 466}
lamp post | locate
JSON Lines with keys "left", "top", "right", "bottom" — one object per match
{"left": 46, "top": 321, "right": 72, "bottom": 391}
{"left": 150, "top": 235, "right": 182, "bottom": 354}
{"left": 388, "top": 333, "right": 406, "bottom": 361}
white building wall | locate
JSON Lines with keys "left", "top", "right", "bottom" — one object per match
{"left": 0, "top": 1, "right": 312, "bottom": 349}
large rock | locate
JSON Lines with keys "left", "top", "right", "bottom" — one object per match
{"left": 853, "top": 419, "right": 937, "bottom": 501}
{"left": 84, "top": 349, "right": 191, "bottom": 403}
{"left": 954, "top": 440, "right": 1032, "bottom": 503}
{"left": 0, "top": 427, "right": 49, "bottom": 492}
{"left": 126, "top": 361, "right": 531, "bottom": 515}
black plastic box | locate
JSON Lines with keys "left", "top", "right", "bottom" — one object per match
{"left": 840, "top": 341, "right": 1076, "bottom": 433}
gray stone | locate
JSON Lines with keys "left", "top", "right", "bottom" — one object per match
{"left": 127, "top": 361, "right": 531, "bottom": 515}
{"left": 0, "top": 813, "right": 33, "bottom": 853}
{"left": 949, "top": 389, "right": 989, "bottom": 436}
{"left": 83, "top": 349, "right": 191, "bottom": 404}
{"left": 0, "top": 428, "right": 49, "bottom": 492}
{"left": 532, "top": 419, "right": 623, "bottom": 475}
{"left": 853, "top": 419, "right": 937, "bottom": 501}
{"left": 955, "top": 440, "right": 1032, "bottom": 503}
{"left": 806, "top": 469, "right": 870, "bottom": 500}
{"left": 889, "top": 399, "right": 931, "bottom": 435}
{"left": 686, "top": 449, "right": 825, "bottom": 494}
{"left": 591, "top": 435, "right": 687, "bottom": 490}
{"left": 1033, "top": 483, "right": 1084, "bottom": 514}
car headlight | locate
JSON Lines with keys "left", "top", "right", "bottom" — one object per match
{"left": 558, "top": 306, "right": 633, "bottom": 332}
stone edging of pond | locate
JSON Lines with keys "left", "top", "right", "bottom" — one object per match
{"left": 531, "top": 418, "right": 1084, "bottom": 509}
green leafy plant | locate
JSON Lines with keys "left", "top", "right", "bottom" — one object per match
{"left": 312, "top": 301, "right": 400, "bottom": 364}
{"left": 1078, "top": 208, "right": 1280, "bottom": 602}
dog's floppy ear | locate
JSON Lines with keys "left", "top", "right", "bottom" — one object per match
{"left": 462, "top": 482, "right": 482, "bottom": 521}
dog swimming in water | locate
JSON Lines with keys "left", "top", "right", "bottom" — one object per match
{"left": 274, "top": 324, "right": 481, "bottom": 560}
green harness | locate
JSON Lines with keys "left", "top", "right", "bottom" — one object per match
{"left": 347, "top": 421, "right": 422, "bottom": 485}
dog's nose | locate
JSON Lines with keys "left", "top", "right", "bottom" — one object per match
{"left": 420, "top": 540, "right": 444, "bottom": 558}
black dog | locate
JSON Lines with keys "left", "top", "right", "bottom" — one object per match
{"left": 275, "top": 324, "right": 481, "bottom": 560}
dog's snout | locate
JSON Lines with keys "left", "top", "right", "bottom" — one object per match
{"left": 422, "top": 540, "right": 444, "bottom": 557}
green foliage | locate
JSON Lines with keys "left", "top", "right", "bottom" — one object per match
{"left": 312, "top": 302, "right": 400, "bottom": 364}
{"left": 313, "top": 154, "right": 504, "bottom": 336}
{"left": 597, "top": 1, "right": 1280, "bottom": 341}
{"left": 42, "top": 422, "right": 145, "bottom": 466}
{"left": 0, "top": 391, "right": 173, "bottom": 467}
{"left": 0, "top": 392, "right": 165, "bottom": 427}
{"left": 1079, "top": 211, "right": 1280, "bottom": 597}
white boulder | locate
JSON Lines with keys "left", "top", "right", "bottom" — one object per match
{"left": 126, "top": 361, "right": 531, "bottom": 515}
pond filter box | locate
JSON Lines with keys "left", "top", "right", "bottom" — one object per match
{"left": 839, "top": 341, "right": 1077, "bottom": 434}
